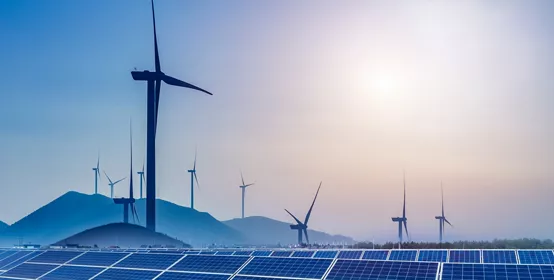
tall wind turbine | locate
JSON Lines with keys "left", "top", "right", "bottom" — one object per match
{"left": 114, "top": 121, "right": 140, "bottom": 224}
{"left": 104, "top": 171, "right": 126, "bottom": 199}
{"left": 435, "top": 182, "right": 453, "bottom": 244}
{"left": 137, "top": 163, "right": 145, "bottom": 199}
{"left": 131, "top": 0, "right": 213, "bottom": 231}
{"left": 391, "top": 172, "right": 409, "bottom": 248}
{"left": 239, "top": 172, "right": 254, "bottom": 219}
{"left": 92, "top": 153, "right": 101, "bottom": 194}
{"left": 188, "top": 149, "right": 199, "bottom": 209}
{"left": 285, "top": 182, "right": 322, "bottom": 245}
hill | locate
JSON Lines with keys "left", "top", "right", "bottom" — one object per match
{"left": 224, "top": 216, "right": 355, "bottom": 245}
{"left": 0, "top": 221, "right": 7, "bottom": 232}
{"left": 0, "top": 191, "right": 244, "bottom": 247}
{"left": 53, "top": 223, "right": 190, "bottom": 248}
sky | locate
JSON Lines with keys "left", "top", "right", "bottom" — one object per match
{"left": 1, "top": 0, "right": 554, "bottom": 242}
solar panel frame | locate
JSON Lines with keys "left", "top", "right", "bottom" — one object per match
{"left": 448, "top": 250, "right": 482, "bottom": 263}
{"left": 313, "top": 250, "right": 338, "bottom": 259}
{"left": 337, "top": 251, "right": 363, "bottom": 260}
{"left": 69, "top": 251, "right": 130, "bottom": 267}
{"left": 482, "top": 249, "right": 518, "bottom": 264}
{"left": 40, "top": 265, "right": 105, "bottom": 280}
{"left": 290, "top": 251, "right": 315, "bottom": 258}
{"left": 114, "top": 253, "right": 184, "bottom": 270}
{"left": 237, "top": 256, "right": 333, "bottom": 279}
{"left": 0, "top": 251, "right": 18, "bottom": 262}
{"left": 270, "top": 251, "right": 292, "bottom": 257}
{"left": 169, "top": 255, "right": 250, "bottom": 274}
{"left": 250, "top": 251, "right": 272, "bottom": 257}
{"left": 388, "top": 250, "right": 418, "bottom": 261}
{"left": 232, "top": 276, "right": 294, "bottom": 280}
{"left": 0, "top": 263, "right": 59, "bottom": 279}
{"left": 417, "top": 250, "right": 448, "bottom": 262}
{"left": 216, "top": 251, "right": 236, "bottom": 256}
{"left": 92, "top": 267, "right": 162, "bottom": 280}
{"left": 156, "top": 271, "right": 232, "bottom": 280}
{"left": 325, "top": 259, "right": 439, "bottom": 280}
{"left": 27, "top": 250, "right": 84, "bottom": 264}
{"left": 361, "top": 250, "right": 389, "bottom": 260}
{"left": 0, "top": 250, "right": 44, "bottom": 271}
{"left": 441, "top": 262, "right": 554, "bottom": 280}
{"left": 233, "top": 251, "right": 253, "bottom": 256}
{"left": 0, "top": 251, "right": 35, "bottom": 270}
{"left": 517, "top": 250, "right": 554, "bottom": 264}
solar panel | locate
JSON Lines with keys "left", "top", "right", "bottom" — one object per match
{"left": 199, "top": 251, "right": 217, "bottom": 255}
{"left": 68, "top": 252, "right": 129, "bottom": 267}
{"left": 0, "top": 251, "right": 17, "bottom": 261}
{"left": 482, "top": 250, "right": 518, "bottom": 264}
{"left": 326, "top": 259, "right": 438, "bottom": 280}
{"left": 337, "top": 251, "right": 363, "bottom": 260}
{"left": 270, "top": 251, "right": 292, "bottom": 257}
{"left": 238, "top": 257, "right": 332, "bottom": 279}
{"left": 417, "top": 250, "right": 447, "bottom": 262}
{"left": 0, "top": 263, "right": 59, "bottom": 279}
{"left": 157, "top": 272, "right": 231, "bottom": 280}
{"left": 291, "top": 251, "right": 315, "bottom": 258}
{"left": 518, "top": 250, "right": 554, "bottom": 264}
{"left": 233, "top": 276, "right": 292, "bottom": 280}
{"left": 0, "top": 251, "right": 35, "bottom": 269}
{"left": 170, "top": 255, "right": 249, "bottom": 274}
{"left": 185, "top": 251, "right": 201, "bottom": 255}
{"left": 250, "top": 251, "right": 272, "bottom": 257}
{"left": 114, "top": 253, "right": 183, "bottom": 270}
{"left": 448, "top": 250, "right": 481, "bottom": 263}
{"left": 313, "top": 250, "right": 338, "bottom": 259}
{"left": 361, "top": 250, "right": 389, "bottom": 260}
{"left": 93, "top": 268, "right": 162, "bottom": 280}
{"left": 28, "top": 250, "right": 83, "bottom": 264}
{"left": 215, "top": 251, "right": 236, "bottom": 256}
{"left": 388, "top": 250, "right": 418, "bottom": 261}
{"left": 0, "top": 250, "right": 44, "bottom": 271}
{"left": 41, "top": 265, "right": 105, "bottom": 280}
{"left": 149, "top": 250, "right": 182, "bottom": 254}
{"left": 442, "top": 263, "right": 554, "bottom": 280}
{"left": 233, "top": 251, "right": 253, "bottom": 256}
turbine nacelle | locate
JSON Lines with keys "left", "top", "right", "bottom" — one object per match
{"left": 391, "top": 217, "right": 407, "bottom": 222}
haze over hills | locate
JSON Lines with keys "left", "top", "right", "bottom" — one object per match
{"left": 0, "top": 191, "right": 355, "bottom": 247}
{"left": 224, "top": 216, "right": 355, "bottom": 245}
{"left": 0, "top": 221, "right": 8, "bottom": 232}
{"left": 53, "top": 223, "right": 190, "bottom": 248}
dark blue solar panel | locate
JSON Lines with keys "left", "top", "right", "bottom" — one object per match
{"left": 314, "top": 250, "right": 338, "bottom": 259}
{"left": 0, "top": 251, "right": 44, "bottom": 270}
{"left": 449, "top": 250, "right": 481, "bottom": 263}
{"left": 388, "top": 250, "right": 418, "bottom": 261}
{"left": 0, "top": 251, "right": 36, "bottom": 269}
{"left": 326, "top": 260, "right": 438, "bottom": 280}
{"left": 518, "top": 250, "right": 554, "bottom": 264}
{"left": 185, "top": 251, "right": 201, "bottom": 255}
{"left": 417, "top": 250, "right": 447, "bottom": 262}
{"left": 238, "top": 257, "right": 332, "bottom": 278}
{"left": 114, "top": 253, "right": 183, "bottom": 270}
{"left": 233, "top": 276, "right": 291, "bottom": 280}
{"left": 361, "top": 250, "right": 389, "bottom": 260}
{"left": 0, "top": 263, "right": 59, "bottom": 279}
{"left": 482, "top": 250, "right": 517, "bottom": 264}
{"left": 69, "top": 252, "right": 129, "bottom": 266}
{"left": 93, "top": 268, "right": 161, "bottom": 280}
{"left": 149, "top": 250, "right": 181, "bottom": 254}
{"left": 291, "top": 251, "right": 315, "bottom": 258}
{"left": 199, "top": 251, "right": 217, "bottom": 255}
{"left": 442, "top": 263, "right": 554, "bottom": 280}
{"left": 337, "top": 251, "right": 363, "bottom": 260}
{"left": 251, "top": 251, "right": 272, "bottom": 257}
{"left": 41, "top": 265, "right": 104, "bottom": 280}
{"left": 170, "top": 255, "right": 249, "bottom": 274}
{"left": 28, "top": 250, "right": 83, "bottom": 264}
{"left": 0, "top": 251, "right": 17, "bottom": 262}
{"left": 157, "top": 272, "right": 231, "bottom": 280}
{"left": 233, "top": 251, "right": 253, "bottom": 256}
{"left": 215, "top": 251, "right": 235, "bottom": 256}
{"left": 270, "top": 251, "right": 292, "bottom": 257}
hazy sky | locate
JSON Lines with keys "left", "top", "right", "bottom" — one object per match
{"left": 1, "top": 0, "right": 554, "bottom": 242}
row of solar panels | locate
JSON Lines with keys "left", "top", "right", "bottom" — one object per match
{"left": 2, "top": 249, "right": 554, "bottom": 266}
{"left": 2, "top": 251, "right": 554, "bottom": 280}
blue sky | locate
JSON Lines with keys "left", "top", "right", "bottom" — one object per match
{"left": 1, "top": 0, "right": 554, "bottom": 242}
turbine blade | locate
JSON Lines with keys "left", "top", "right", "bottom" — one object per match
{"left": 154, "top": 80, "right": 161, "bottom": 135}
{"left": 441, "top": 182, "right": 444, "bottom": 217}
{"left": 130, "top": 119, "right": 134, "bottom": 199}
{"left": 445, "top": 218, "right": 453, "bottom": 227}
{"left": 402, "top": 171, "right": 406, "bottom": 218}
{"left": 304, "top": 182, "right": 322, "bottom": 225}
{"left": 114, "top": 177, "right": 127, "bottom": 185}
{"left": 284, "top": 209, "right": 302, "bottom": 225}
{"left": 194, "top": 172, "right": 200, "bottom": 189}
{"left": 303, "top": 229, "right": 309, "bottom": 245}
{"left": 97, "top": 153, "right": 101, "bottom": 182}
{"left": 404, "top": 220, "right": 410, "bottom": 241}
{"left": 103, "top": 171, "right": 113, "bottom": 184}
{"left": 162, "top": 75, "right": 213, "bottom": 95}
{"left": 245, "top": 183, "right": 254, "bottom": 187}
{"left": 193, "top": 146, "right": 197, "bottom": 170}
{"left": 151, "top": 0, "right": 160, "bottom": 73}
{"left": 241, "top": 171, "right": 245, "bottom": 187}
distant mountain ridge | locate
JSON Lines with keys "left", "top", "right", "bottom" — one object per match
{"left": 0, "top": 221, "right": 7, "bottom": 231}
{"left": 224, "top": 216, "right": 355, "bottom": 245}
{"left": 0, "top": 191, "right": 355, "bottom": 247}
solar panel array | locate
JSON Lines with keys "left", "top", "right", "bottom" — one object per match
{"left": 448, "top": 250, "right": 481, "bottom": 263}
{"left": 442, "top": 263, "right": 554, "bottom": 280}
{"left": 327, "top": 260, "right": 438, "bottom": 280}
{"left": 388, "top": 249, "right": 418, "bottom": 261}
{"left": 482, "top": 250, "right": 518, "bottom": 264}
{"left": 418, "top": 250, "right": 448, "bottom": 262}
{"left": 518, "top": 250, "right": 554, "bottom": 264}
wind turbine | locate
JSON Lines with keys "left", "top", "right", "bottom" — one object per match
{"left": 137, "top": 162, "right": 145, "bottom": 199}
{"left": 239, "top": 172, "right": 254, "bottom": 219}
{"left": 285, "top": 182, "right": 322, "bottom": 245}
{"left": 92, "top": 153, "right": 101, "bottom": 194}
{"left": 391, "top": 172, "right": 409, "bottom": 248}
{"left": 435, "top": 182, "right": 453, "bottom": 244}
{"left": 131, "top": 0, "right": 213, "bottom": 231}
{"left": 114, "top": 121, "right": 140, "bottom": 224}
{"left": 104, "top": 171, "right": 126, "bottom": 199}
{"left": 187, "top": 148, "right": 200, "bottom": 210}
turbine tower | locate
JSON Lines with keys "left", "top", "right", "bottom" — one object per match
{"left": 285, "top": 182, "right": 322, "bottom": 245}
{"left": 239, "top": 172, "right": 254, "bottom": 219}
{"left": 92, "top": 154, "right": 101, "bottom": 194}
{"left": 435, "top": 182, "right": 453, "bottom": 244}
{"left": 391, "top": 172, "right": 409, "bottom": 248}
{"left": 104, "top": 171, "right": 126, "bottom": 199}
{"left": 131, "top": 0, "right": 213, "bottom": 231}
{"left": 114, "top": 121, "right": 139, "bottom": 224}
{"left": 187, "top": 149, "right": 199, "bottom": 209}
{"left": 137, "top": 163, "right": 145, "bottom": 199}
